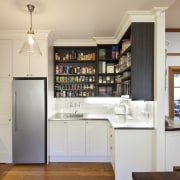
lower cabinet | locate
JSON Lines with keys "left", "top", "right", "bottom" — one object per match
{"left": 112, "top": 129, "right": 154, "bottom": 180}
{"left": 0, "top": 121, "right": 12, "bottom": 163}
{"left": 86, "top": 120, "right": 108, "bottom": 157}
{"left": 108, "top": 123, "right": 115, "bottom": 171}
{"left": 49, "top": 120, "right": 109, "bottom": 162}
{"left": 49, "top": 121, "right": 68, "bottom": 156}
{"left": 0, "top": 78, "right": 12, "bottom": 163}
{"left": 165, "top": 131, "right": 180, "bottom": 171}
{"left": 50, "top": 121, "right": 85, "bottom": 157}
{"left": 67, "top": 121, "right": 85, "bottom": 156}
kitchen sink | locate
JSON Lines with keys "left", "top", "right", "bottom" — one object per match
{"left": 67, "top": 113, "right": 83, "bottom": 118}
{"left": 57, "top": 113, "right": 84, "bottom": 119}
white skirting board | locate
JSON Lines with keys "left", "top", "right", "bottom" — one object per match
{"left": 49, "top": 156, "right": 110, "bottom": 162}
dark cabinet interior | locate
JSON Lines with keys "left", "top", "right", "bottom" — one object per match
{"left": 54, "top": 46, "right": 97, "bottom": 97}
{"left": 97, "top": 44, "right": 120, "bottom": 96}
{"left": 53, "top": 22, "right": 154, "bottom": 100}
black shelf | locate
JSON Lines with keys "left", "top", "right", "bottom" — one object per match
{"left": 55, "top": 60, "right": 96, "bottom": 63}
{"left": 97, "top": 44, "right": 119, "bottom": 96}
{"left": 119, "top": 45, "right": 131, "bottom": 58}
{"left": 54, "top": 46, "right": 97, "bottom": 97}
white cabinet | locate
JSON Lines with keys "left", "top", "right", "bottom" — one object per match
{"left": 86, "top": 120, "right": 108, "bottom": 156}
{"left": 0, "top": 78, "right": 12, "bottom": 163}
{"left": 108, "top": 123, "right": 115, "bottom": 171}
{"left": 113, "top": 129, "right": 153, "bottom": 180}
{"left": 0, "top": 122, "right": 12, "bottom": 163}
{"left": 12, "top": 39, "right": 47, "bottom": 77}
{"left": 0, "top": 40, "right": 12, "bottom": 77}
{"left": 68, "top": 121, "right": 86, "bottom": 156}
{"left": 50, "top": 121, "right": 68, "bottom": 156}
{"left": 49, "top": 120, "right": 109, "bottom": 162}
{"left": 165, "top": 131, "right": 180, "bottom": 171}
{"left": 49, "top": 120, "right": 85, "bottom": 160}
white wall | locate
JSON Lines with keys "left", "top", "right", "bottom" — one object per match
{"left": 165, "top": 32, "right": 180, "bottom": 116}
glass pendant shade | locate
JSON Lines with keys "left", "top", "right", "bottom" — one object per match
{"left": 19, "top": 31, "right": 42, "bottom": 56}
{"left": 19, "top": 4, "right": 42, "bottom": 56}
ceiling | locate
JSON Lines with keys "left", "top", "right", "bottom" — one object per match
{"left": 0, "top": 0, "right": 178, "bottom": 41}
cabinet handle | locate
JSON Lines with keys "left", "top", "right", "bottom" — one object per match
{"left": 8, "top": 74, "right": 11, "bottom": 77}
{"left": 31, "top": 74, "right": 33, "bottom": 76}
{"left": 110, "top": 134, "right": 112, "bottom": 138}
{"left": 26, "top": 74, "right": 29, "bottom": 76}
{"left": 8, "top": 119, "right": 11, "bottom": 122}
{"left": 86, "top": 121, "right": 88, "bottom": 124}
{"left": 110, "top": 146, "right": 112, "bottom": 150}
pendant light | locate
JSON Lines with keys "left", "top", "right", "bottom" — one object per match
{"left": 19, "top": 4, "right": 42, "bottom": 56}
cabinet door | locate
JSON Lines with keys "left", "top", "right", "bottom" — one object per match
{"left": 0, "top": 40, "right": 12, "bottom": 77}
{"left": 67, "top": 121, "right": 85, "bottom": 156}
{"left": 0, "top": 121, "right": 12, "bottom": 163}
{"left": 30, "top": 40, "right": 47, "bottom": 77}
{"left": 12, "top": 40, "right": 30, "bottom": 77}
{"left": 86, "top": 121, "right": 108, "bottom": 156}
{"left": 0, "top": 78, "right": 12, "bottom": 163}
{"left": 49, "top": 121, "right": 68, "bottom": 156}
{"left": 109, "top": 123, "right": 115, "bottom": 171}
{"left": 165, "top": 131, "right": 180, "bottom": 171}
{"left": 0, "top": 78, "right": 12, "bottom": 121}
{"left": 131, "top": 23, "right": 154, "bottom": 100}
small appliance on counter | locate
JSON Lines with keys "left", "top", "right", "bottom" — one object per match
{"left": 114, "top": 101, "right": 128, "bottom": 115}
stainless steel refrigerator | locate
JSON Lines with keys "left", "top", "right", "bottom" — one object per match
{"left": 12, "top": 78, "right": 47, "bottom": 164}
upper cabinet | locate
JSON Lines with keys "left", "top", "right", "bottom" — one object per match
{"left": 118, "top": 22, "right": 154, "bottom": 100}
{"left": 53, "top": 23, "right": 154, "bottom": 100}
{"left": 12, "top": 39, "right": 48, "bottom": 77}
{"left": 54, "top": 46, "right": 97, "bottom": 97}
{"left": 97, "top": 44, "right": 120, "bottom": 96}
{"left": 130, "top": 22, "right": 154, "bottom": 101}
{"left": 0, "top": 40, "right": 12, "bottom": 77}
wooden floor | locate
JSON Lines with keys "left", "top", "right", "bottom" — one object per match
{"left": 0, "top": 162, "right": 115, "bottom": 180}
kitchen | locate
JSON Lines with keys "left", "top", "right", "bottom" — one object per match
{"left": 0, "top": 0, "right": 180, "bottom": 180}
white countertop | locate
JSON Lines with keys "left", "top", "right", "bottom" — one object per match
{"left": 49, "top": 113, "right": 154, "bottom": 129}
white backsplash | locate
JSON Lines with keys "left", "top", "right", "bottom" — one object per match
{"left": 50, "top": 97, "right": 154, "bottom": 124}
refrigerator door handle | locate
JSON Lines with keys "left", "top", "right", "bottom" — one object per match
{"left": 13, "top": 91, "right": 17, "bottom": 132}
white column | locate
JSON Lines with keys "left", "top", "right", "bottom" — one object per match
{"left": 153, "top": 7, "right": 167, "bottom": 171}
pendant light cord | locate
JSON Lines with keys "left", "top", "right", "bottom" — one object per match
{"left": 27, "top": 4, "right": 35, "bottom": 34}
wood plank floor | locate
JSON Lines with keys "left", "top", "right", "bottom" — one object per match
{"left": 0, "top": 162, "right": 115, "bottom": 180}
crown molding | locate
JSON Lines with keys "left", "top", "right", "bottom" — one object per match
{"left": 93, "top": 37, "right": 117, "bottom": 45}
{"left": 54, "top": 39, "right": 97, "bottom": 46}
{"left": 0, "top": 30, "right": 51, "bottom": 39}
{"left": 113, "top": 7, "right": 167, "bottom": 43}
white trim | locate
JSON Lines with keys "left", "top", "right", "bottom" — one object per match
{"left": 53, "top": 39, "right": 97, "bottom": 46}
{"left": 93, "top": 37, "right": 117, "bottom": 45}
{"left": 0, "top": 30, "right": 51, "bottom": 39}
{"left": 49, "top": 155, "right": 110, "bottom": 162}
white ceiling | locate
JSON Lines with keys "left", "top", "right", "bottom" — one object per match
{"left": 0, "top": 0, "right": 178, "bottom": 41}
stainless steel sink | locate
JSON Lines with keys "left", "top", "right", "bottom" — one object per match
{"left": 67, "top": 113, "right": 83, "bottom": 118}
{"left": 57, "top": 113, "right": 84, "bottom": 119}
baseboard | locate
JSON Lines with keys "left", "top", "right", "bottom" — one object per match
{"left": 49, "top": 155, "right": 110, "bottom": 162}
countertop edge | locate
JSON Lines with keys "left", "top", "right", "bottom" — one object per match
{"left": 49, "top": 113, "right": 154, "bottom": 129}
